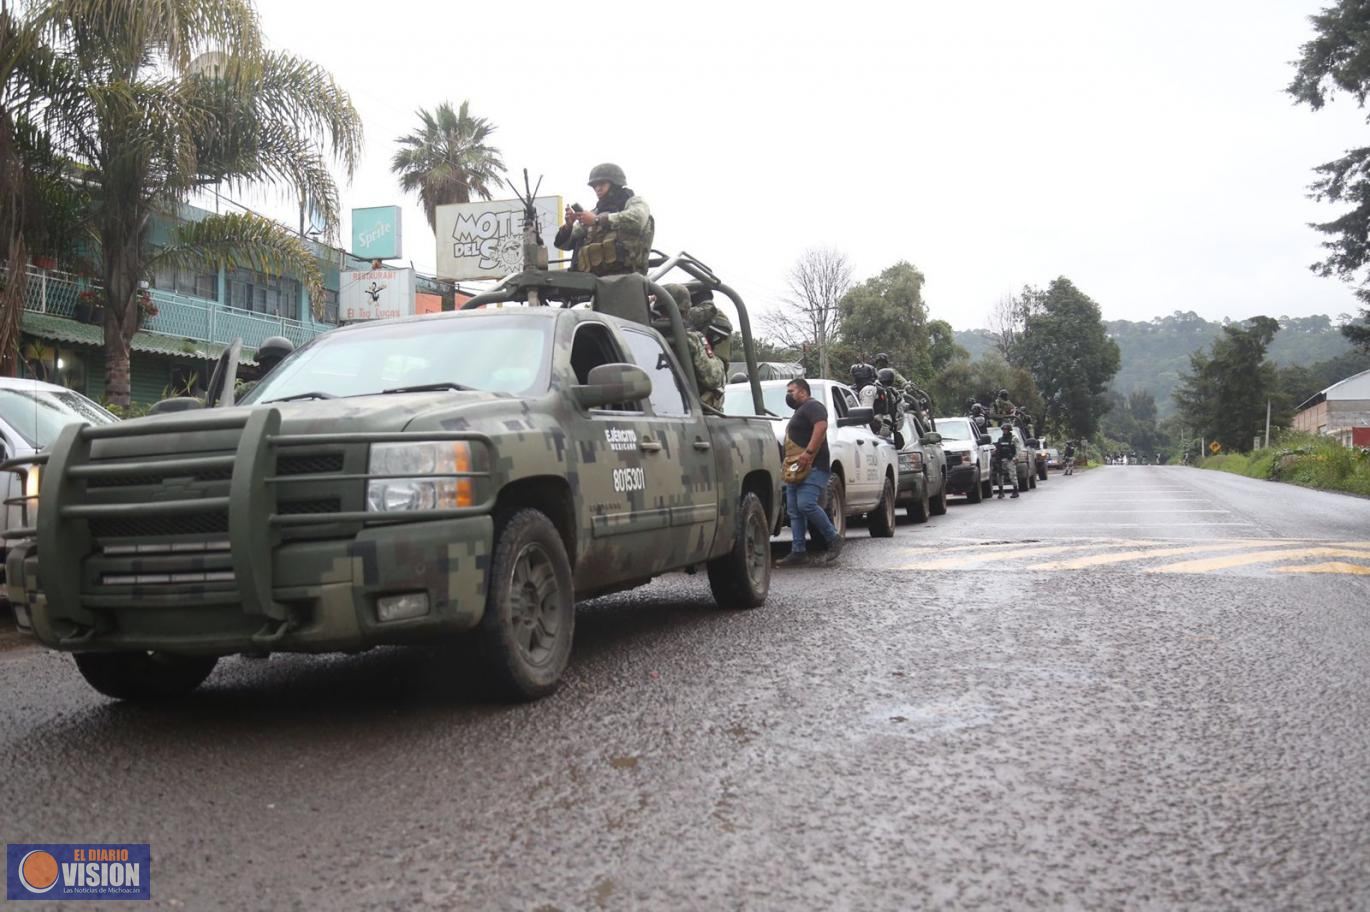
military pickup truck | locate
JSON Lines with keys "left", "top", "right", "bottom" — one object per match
{"left": 4, "top": 258, "right": 781, "bottom": 702}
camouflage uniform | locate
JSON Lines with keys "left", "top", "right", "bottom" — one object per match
{"left": 991, "top": 429, "right": 1020, "bottom": 497}
{"left": 688, "top": 296, "right": 733, "bottom": 364}
{"left": 860, "top": 381, "right": 904, "bottom": 439}
{"left": 554, "top": 192, "right": 654, "bottom": 276}
{"left": 662, "top": 284, "right": 725, "bottom": 410}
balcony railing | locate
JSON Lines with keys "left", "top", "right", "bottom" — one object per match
{"left": 4, "top": 265, "right": 331, "bottom": 350}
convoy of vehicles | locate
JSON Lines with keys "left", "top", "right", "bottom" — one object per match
{"left": 5, "top": 258, "right": 782, "bottom": 702}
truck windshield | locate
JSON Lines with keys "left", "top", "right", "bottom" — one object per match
{"left": 936, "top": 418, "right": 976, "bottom": 441}
{"left": 0, "top": 388, "right": 117, "bottom": 448}
{"left": 241, "top": 316, "right": 553, "bottom": 403}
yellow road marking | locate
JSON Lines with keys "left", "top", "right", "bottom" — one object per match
{"left": 1030, "top": 540, "right": 1277, "bottom": 571}
{"left": 1272, "top": 561, "right": 1370, "bottom": 576}
{"left": 1152, "top": 547, "right": 1370, "bottom": 575}
{"left": 914, "top": 543, "right": 1116, "bottom": 571}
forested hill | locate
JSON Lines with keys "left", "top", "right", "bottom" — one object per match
{"left": 954, "top": 313, "right": 1358, "bottom": 416}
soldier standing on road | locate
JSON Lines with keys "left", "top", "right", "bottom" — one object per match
{"left": 1063, "top": 440, "right": 1077, "bottom": 475}
{"left": 776, "top": 378, "right": 844, "bottom": 567}
{"left": 992, "top": 421, "right": 1020, "bottom": 498}
{"left": 554, "top": 163, "right": 654, "bottom": 276}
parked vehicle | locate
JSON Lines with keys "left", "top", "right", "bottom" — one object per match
{"left": 0, "top": 378, "right": 118, "bottom": 594}
{"left": 1044, "top": 447, "right": 1061, "bottom": 469}
{"left": 5, "top": 262, "right": 783, "bottom": 702}
{"left": 933, "top": 415, "right": 993, "bottom": 503}
{"left": 896, "top": 412, "right": 949, "bottom": 521}
{"left": 722, "top": 378, "right": 900, "bottom": 539}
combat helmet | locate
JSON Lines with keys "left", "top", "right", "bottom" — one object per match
{"left": 997, "top": 388, "right": 1010, "bottom": 400}
{"left": 876, "top": 368, "right": 896, "bottom": 386}
{"left": 874, "top": 352, "right": 890, "bottom": 367}
{"left": 255, "top": 335, "right": 295, "bottom": 369}
{"left": 587, "top": 163, "right": 627, "bottom": 187}
{"left": 850, "top": 362, "right": 876, "bottom": 388}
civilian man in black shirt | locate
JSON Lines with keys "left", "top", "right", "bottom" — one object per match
{"left": 777, "top": 378, "right": 844, "bottom": 566}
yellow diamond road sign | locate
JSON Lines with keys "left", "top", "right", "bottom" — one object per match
{"left": 1209, "top": 441, "right": 1222, "bottom": 454}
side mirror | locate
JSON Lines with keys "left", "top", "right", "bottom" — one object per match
{"left": 978, "top": 435, "right": 992, "bottom": 446}
{"left": 920, "top": 432, "right": 942, "bottom": 446}
{"left": 1027, "top": 438, "right": 1041, "bottom": 448}
{"left": 892, "top": 431, "right": 906, "bottom": 450}
{"left": 838, "top": 406, "right": 874, "bottom": 428}
{"left": 574, "top": 363, "right": 652, "bottom": 409}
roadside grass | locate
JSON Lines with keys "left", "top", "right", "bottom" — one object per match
{"left": 1200, "top": 433, "right": 1370, "bottom": 497}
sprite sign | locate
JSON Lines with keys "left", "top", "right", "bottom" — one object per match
{"left": 351, "top": 206, "right": 403, "bottom": 260}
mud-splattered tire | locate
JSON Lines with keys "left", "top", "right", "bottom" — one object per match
{"left": 73, "top": 651, "right": 218, "bottom": 702}
{"left": 981, "top": 476, "right": 993, "bottom": 499}
{"left": 930, "top": 479, "right": 949, "bottom": 516}
{"left": 1028, "top": 471, "right": 1037, "bottom": 490}
{"left": 708, "top": 491, "right": 771, "bottom": 610}
{"left": 868, "top": 477, "right": 896, "bottom": 538}
{"left": 966, "top": 470, "right": 984, "bottom": 504}
{"left": 479, "top": 509, "right": 575, "bottom": 701}
{"left": 1037, "top": 462, "right": 1048, "bottom": 482}
{"left": 906, "top": 479, "right": 930, "bottom": 524}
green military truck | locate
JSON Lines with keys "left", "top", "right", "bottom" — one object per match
{"left": 4, "top": 257, "right": 780, "bottom": 702}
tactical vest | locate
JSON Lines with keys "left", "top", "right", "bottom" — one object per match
{"left": 575, "top": 214, "right": 655, "bottom": 275}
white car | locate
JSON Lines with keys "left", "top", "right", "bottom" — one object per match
{"left": 933, "top": 415, "right": 995, "bottom": 502}
{"left": 0, "top": 378, "right": 119, "bottom": 593}
{"left": 723, "top": 378, "right": 900, "bottom": 538}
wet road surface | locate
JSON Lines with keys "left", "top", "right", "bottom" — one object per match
{"left": 1, "top": 466, "right": 1368, "bottom": 909}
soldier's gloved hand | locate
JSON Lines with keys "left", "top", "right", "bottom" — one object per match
{"left": 576, "top": 211, "right": 598, "bottom": 227}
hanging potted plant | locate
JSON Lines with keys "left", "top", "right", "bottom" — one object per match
{"left": 74, "top": 288, "right": 101, "bottom": 324}
{"left": 135, "top": 288, "right": 158, "bottom": 327}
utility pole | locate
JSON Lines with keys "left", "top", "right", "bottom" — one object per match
{"left": 1264, "top": 399, "right": 1272, "bottom": 449}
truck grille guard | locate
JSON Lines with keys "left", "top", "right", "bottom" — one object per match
{"left": 2, "top": 407, "right": 495, "bottom": 643}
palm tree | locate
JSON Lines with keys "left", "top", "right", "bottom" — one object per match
{"left": 21, "top": 0, "right": 364, "bottom": 406}
{"left": 391, "top": 100, "right": 506, "bottom": 232}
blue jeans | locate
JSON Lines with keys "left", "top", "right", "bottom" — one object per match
{"left": 786, "top": 467, "right": 838, "bottom": 553}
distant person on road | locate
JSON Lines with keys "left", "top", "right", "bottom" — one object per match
{"left": 776, "top": 378, "right": 844, "bottom": 567}
{"left": 554, "top": 162, "right": 653, "bottom": 276}
{"left": 992, "top": 421, "right": 1020, "bottom": 498}
{"left": 1063, "top": 440, "right": 1076, "bottom": 475}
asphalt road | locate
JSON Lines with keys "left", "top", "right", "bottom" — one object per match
{"left": 2, "top": 466, "right": 1368, "bottom": 910}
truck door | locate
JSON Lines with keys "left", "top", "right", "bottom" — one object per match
{"left": 618, "top": 326, "right": 719, "bottom": 567}
{"left": 832, "top": 383, "right": 880, "bottom": 509}
{"left": 566, "top": 320, "right": 681, "bottom": 580}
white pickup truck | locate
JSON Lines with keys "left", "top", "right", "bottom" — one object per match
{"left": 723, "top": 378, "right": 900, "bottom": 538}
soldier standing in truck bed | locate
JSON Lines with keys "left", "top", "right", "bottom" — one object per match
{"left": 554, "top": 163, "right": 654, "bottom": 276}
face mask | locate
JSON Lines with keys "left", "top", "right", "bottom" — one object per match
{"left": 785, "top": 394, "right": 799, "bottom": 409}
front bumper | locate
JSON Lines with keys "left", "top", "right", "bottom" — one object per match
{"left": 9, "top": 517, "right": 493, "bottom": 654}
{"left": 944, "top": 463, "right": 979, "bottom": 493}
{"left": 5, "top": 407, "right": 497, "bottom": 655}
{"left": 896, "top": 469, "right": 927, "bottom": 503}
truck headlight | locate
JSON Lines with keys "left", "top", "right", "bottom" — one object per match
{"left": 23, "top": 465, "right": 40, "bottom": 522}
{"left": 367, "top": 441, "right": 474, "bottom": 512}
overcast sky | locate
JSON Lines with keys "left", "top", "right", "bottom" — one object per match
{"left": 246, "top": 0, "right": 1369, "bottom": 331}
